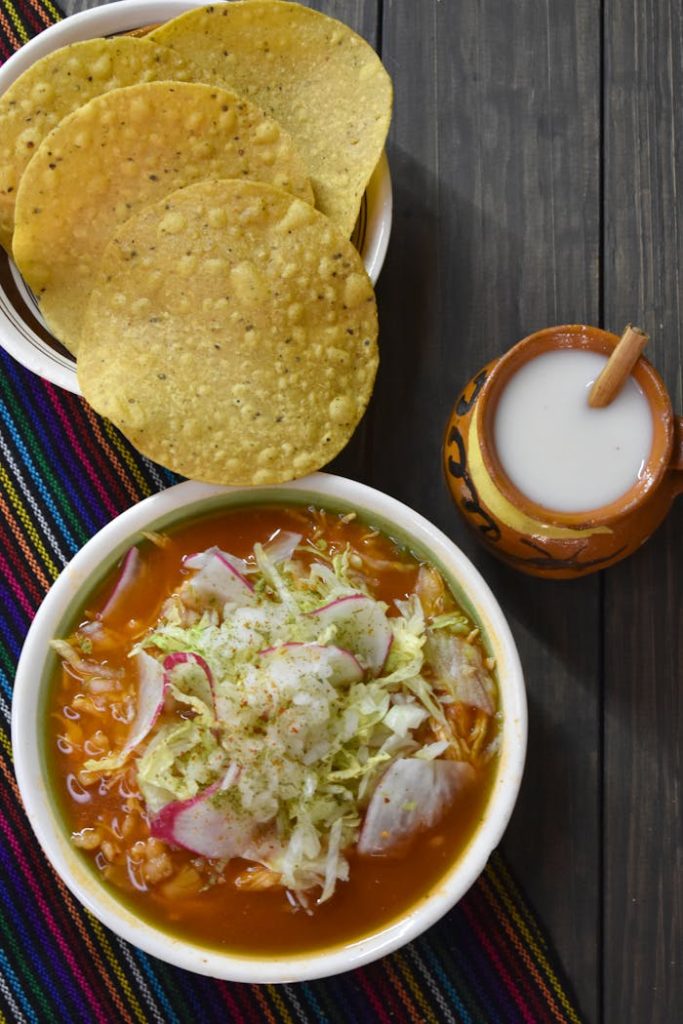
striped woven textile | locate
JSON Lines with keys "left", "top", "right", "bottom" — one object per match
{"left": 0, "top": 2, "right": 585, "bottom": 1021}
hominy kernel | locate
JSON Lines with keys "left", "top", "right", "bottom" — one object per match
{"left": 121, "top": 814, "right": 136, "bottom": 839}
{"left": 72, "top": 828, "right": 102, "bottom": 850}
{"left": 101, "top": 840, "right": 117, "bottom": 862}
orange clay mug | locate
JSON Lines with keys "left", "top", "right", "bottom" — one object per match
{"left": 443, "top": 324, "right": 683, "bottom": 579}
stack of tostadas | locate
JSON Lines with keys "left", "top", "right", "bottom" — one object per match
{"left": 0, "top": 1, "right": 392, "bottom": 485}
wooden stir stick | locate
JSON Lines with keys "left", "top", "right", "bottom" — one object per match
{"left": 588, "top": 324, "right": 649, "bottom": 407}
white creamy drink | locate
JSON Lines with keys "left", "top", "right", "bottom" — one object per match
{"left": 493, "top": 350, "right": 653, "bottom": 513}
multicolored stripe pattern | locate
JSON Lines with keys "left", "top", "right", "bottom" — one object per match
{"left": 0, "top": 3, "right": 585, "bottom": 1020}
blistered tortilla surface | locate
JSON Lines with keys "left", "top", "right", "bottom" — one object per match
{"left": 150, "top": 0, "right": 392, "bottom": 237}
{"left": 78, "top": 179, "right": 379, "bottom": 485}
{"left": 12, "top": 80, "right": 313, "bottom": 352}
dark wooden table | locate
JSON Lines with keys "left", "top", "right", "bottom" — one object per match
{"left": 62, "top": 1, "right": 683, "bottom": 1021}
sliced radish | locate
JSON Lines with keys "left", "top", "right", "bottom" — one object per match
{"left": 163, "top": 651, "right": 215, "bottom": 710}
{"left": 122, "top": 651, "right": 167, "bottom": 754}
{"left": 262, "top": 530, "right": 302, "bottom": 564}
{"left": 309, "top": 595, "right": 392, "bottom": 675}
{"left": 150, "top": 774, "right": 253, "bottom": 858}
{"left": 258, "top": 642, "right": 363, "bottom": 687}
{"left": 424, "top": 632, "right": 494, "bottom": 713}
{"left": 358, "top": 757, "right": 475, "bottom": 856}
{"left": 183, "top": 549, "right": 255, "bottom": 610}
{"left": 100, "top": 547, "right": 141, "bottom": 621}
{"left": 184, "top": 546, "right": 249, "bottom": 575}
{"left": 322, "top": 645, "right": 364, "bottom": 686}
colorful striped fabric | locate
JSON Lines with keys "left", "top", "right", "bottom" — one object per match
{"left": 0, "top": 2, "right": 585, "bottom": 1021}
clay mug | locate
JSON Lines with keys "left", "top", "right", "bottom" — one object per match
{"left": 442, "top": 324, "right": 683, "bottom": 579}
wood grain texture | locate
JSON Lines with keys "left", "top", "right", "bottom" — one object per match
{"left": 312, "top": 0, "right": 379, "bottom": 483}
{"left": 40, "top": 2, "right": 683, "bottom": 1021}
{"left": 375, "top": 2, "right": 601, "bottom": 1019}
{"left": 603, "top": 1, "right": 683, "bottom": 1020}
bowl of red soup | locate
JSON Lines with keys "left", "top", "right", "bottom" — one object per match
{"left": 12, "top": 474, "right": 526, "bottom": 982}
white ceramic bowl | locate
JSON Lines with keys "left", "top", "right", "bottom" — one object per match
{"left": 12, "top": 473, "right": 526, "bottom": 983}
{"left": 0, "top": 0, "right": 392, "bottom": 395}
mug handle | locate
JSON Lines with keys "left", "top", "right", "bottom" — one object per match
{"left": 672, "top": 416, "right": 683, "bottom": 494}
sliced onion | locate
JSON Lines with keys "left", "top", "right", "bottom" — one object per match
{"left": 358, "top": 757, "right": 475, "bottom": 856}
{"left": 263, "top": 530, "right": 303, "bottom": 564}
{"left": 424, "top": 632, "right": 494, "bottom": 713}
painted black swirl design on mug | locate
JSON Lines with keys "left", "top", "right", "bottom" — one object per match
{"left": 456, "top": 369, "right": 487, "bottom": 416}
{"left": 446, "top": 424, "right": 501, "bottom": 541}
{"left": 507, "top": 537, "right": 628, "bottom": 572}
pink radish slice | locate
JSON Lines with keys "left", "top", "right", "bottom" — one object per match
{"left": 185, "top": 549, "right": 255, "bottom": 608}
{"left": 258, "top": 642, "right": 363, "bottom": 687}
{"left": 358, "top": 758, "right": 476, "bottom": 856}
{"left": 100, "top": 547, "right": 141, "bottom": 621}
{"left": 309, "top": 595, "right": 392, "bottom": 675}
{"left": 122, "top": 651, "right": 167, "bottom": 754}
{"left": 184, "top": 547, "right": 248, "bottom": 575}
{"left": 424, "top": 632, "right": 494, "bottom": 713}
{"left": 262, "top": 530, "right": 302, "bottom": 563}
{"left": 163, "top": 651, "right": 215, "bottom": 709}
{"left": 150, "top": 775, "right": 253, "bottom": 858}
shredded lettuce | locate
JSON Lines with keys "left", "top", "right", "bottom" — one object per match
{"left": 58, "top": 535, "right": 495, "bottom": 903}
{"left": 430, "top": 611, "right": 471, "bottom": 634}
{"left": 138, "top": 719, "right": 225, "bottom": 807}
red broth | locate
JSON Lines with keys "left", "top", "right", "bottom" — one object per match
{"left": 46, "top": 505, "right": 499, "bottom": 954}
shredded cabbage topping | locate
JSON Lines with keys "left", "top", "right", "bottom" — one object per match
{"left": 60, "top": 532, "right": 499, "bottom": 905}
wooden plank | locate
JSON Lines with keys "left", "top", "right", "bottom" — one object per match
{"left": 375, "top": 2, "right": 602, "bottom": 1018}
{"left": 306, "top": 0, "right": 378, "bottom": 44}
{"left": 603, "top": 1, "right": 683, "bottom": 1020}
{"left": 311, "top": 1, "right": 379, "bottom": 482}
